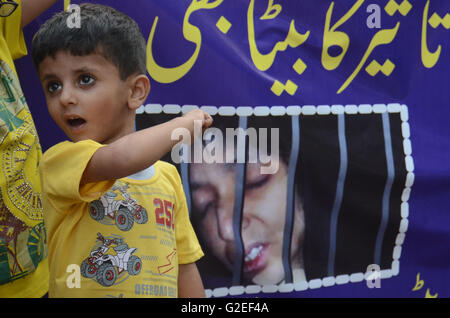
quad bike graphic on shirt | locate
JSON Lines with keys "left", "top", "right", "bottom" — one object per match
{"left": 89, "top": 183, "right": 148, "bottom": 231}
{"left": 81, "top": 233, "right": 142, "bottom": 287}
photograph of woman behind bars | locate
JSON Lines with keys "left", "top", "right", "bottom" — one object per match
{"left": 136, "top": 109, "right": 408, "bottom": 292}
{"left": 189, "top": 115, "right": 305, "bottom": 287}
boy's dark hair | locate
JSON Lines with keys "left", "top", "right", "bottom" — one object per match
{"left": 31, "top": 3, "right": 146, "bottom": 80}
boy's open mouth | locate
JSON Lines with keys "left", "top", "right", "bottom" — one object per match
{"left": 67, "top": 117, "right": 86, "bottom": 128}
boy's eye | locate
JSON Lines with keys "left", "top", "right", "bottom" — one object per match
{"left": 79, "top": 75, "right": 95, "bottom": 86}
{"left": 47, "top": 82, "right": 61, "bottom": 94}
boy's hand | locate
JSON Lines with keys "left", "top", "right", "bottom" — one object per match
{"left": 180, "top": 109, "right": 213, "bottom": 141}
{"left": 182, "top": 109, "right": 213, "bottom": 131}
{"left": 178, "top": 263, "right": 205, "bottom": 298}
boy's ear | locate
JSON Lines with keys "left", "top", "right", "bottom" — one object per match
{"left": 127, "top": 74, "right": 150, "bottom": 110}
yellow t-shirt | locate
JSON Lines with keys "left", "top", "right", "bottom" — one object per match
{"left": 41, "top": 140, "right": 204, "bottom": 298}
{"left": 0, "top": 0, "right": 49, "bottom": 298}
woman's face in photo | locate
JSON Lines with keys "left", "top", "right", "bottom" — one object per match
{"left": 190, "top": 146, "right": 305, "bottom": 285}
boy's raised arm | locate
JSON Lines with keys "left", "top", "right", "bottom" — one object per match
{"left": 21, "top": 0, "right": 59, "bottom": 28}
{"left": 80, "top": 109, "right": 212, "bottom": 186}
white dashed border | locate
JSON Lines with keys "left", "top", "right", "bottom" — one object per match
{"left": 137, "top": 103, "right": 413, "bottom": 297}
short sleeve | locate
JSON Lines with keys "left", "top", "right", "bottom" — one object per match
{"left": 0, "top": 0, "right": 27, "bottom": 71}
{"left": 40, "top": 140, "right": 115, "bottom": 213}
{"left": 171, "top": 165, "right": 204, "bottom": 264}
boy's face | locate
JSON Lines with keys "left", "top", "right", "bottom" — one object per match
{"left": 38, "top": 51, "right": 135, "bottom": 144}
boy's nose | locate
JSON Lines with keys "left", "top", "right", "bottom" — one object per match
{"left": 59, "top": 87, "right": 77, "bottom": 107}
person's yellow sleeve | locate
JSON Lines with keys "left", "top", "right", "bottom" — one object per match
{"left": 0, "top": 0, "right": 27, "bottom": 73}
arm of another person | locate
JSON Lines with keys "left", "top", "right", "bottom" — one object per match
{"left": 21, "top": 0, "right": 59, "bottom": 28}
{"left": 178, "top": 263, "right": 206, "bottom": 298}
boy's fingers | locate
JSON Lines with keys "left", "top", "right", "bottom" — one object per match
{"left": 204, "top": 111, "right": 212, "bottom": 121}
{"left": 203, "top": 113, "right": 213, "bottom": 128}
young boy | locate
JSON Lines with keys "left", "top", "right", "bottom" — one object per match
{"left": 31, "top": 3, "right": 212, "bottom": 298}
